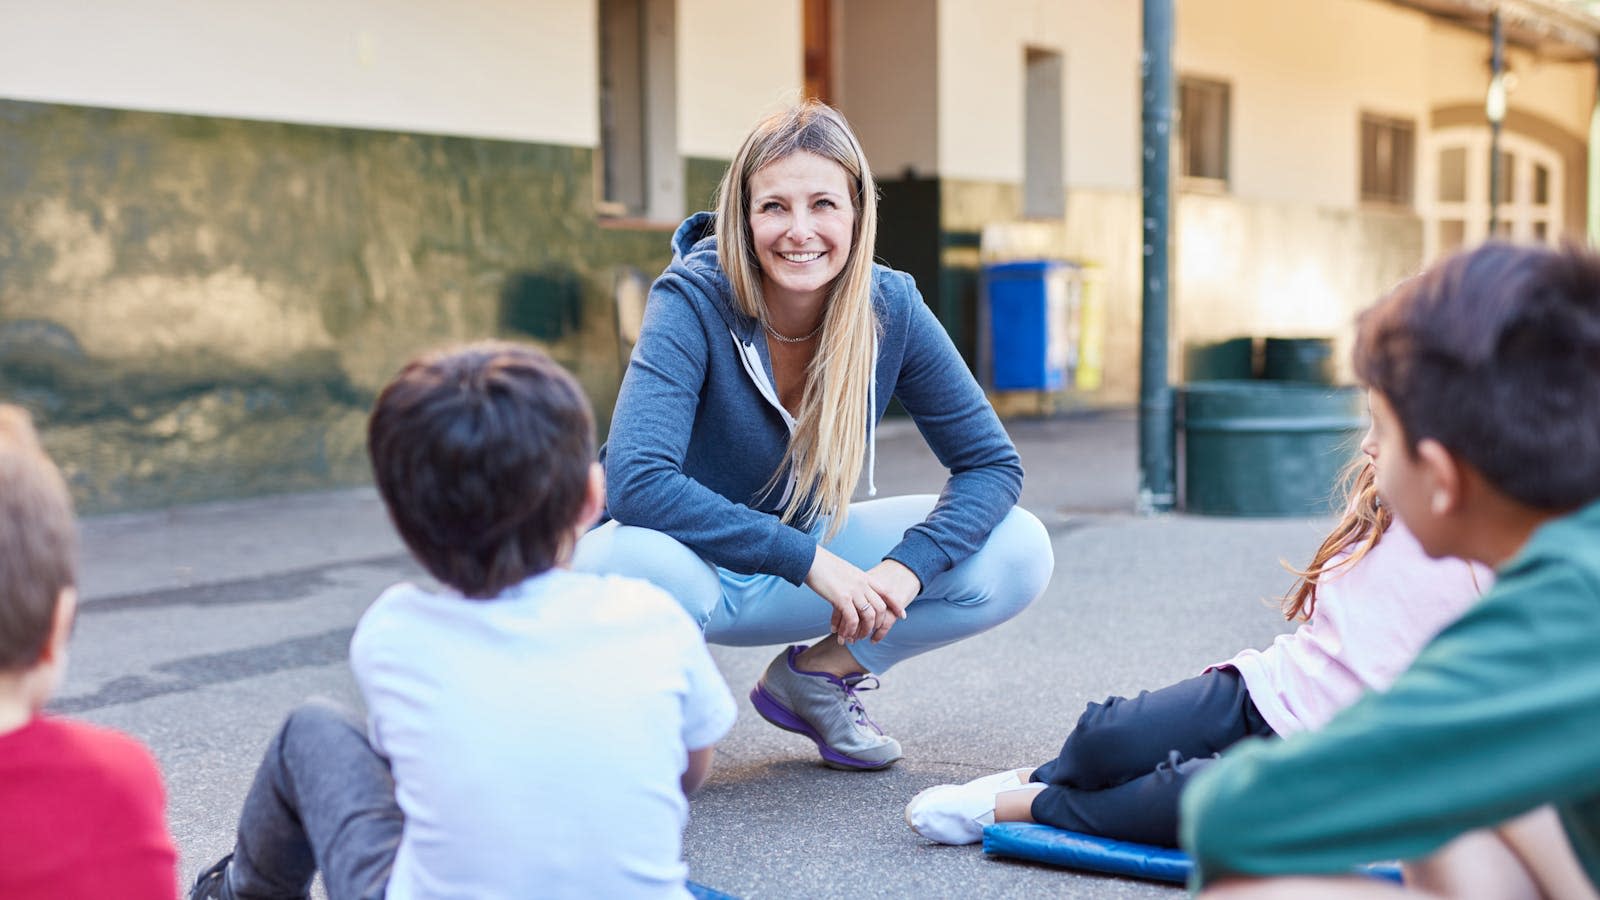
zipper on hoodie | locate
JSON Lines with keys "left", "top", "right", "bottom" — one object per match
{"left": 732, "top": 332, "right": 800, "bottom": 508}
{"left": 729, "top": 330, "right": 879, "bottom": 507}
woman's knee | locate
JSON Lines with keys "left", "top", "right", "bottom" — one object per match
{"left": 995, "top": 506, "right": 1053, "bottom": 596}
{"left": 949, "top": 506, "right": 1053, "bottom": 616}
{"left": 572, "top": 523, "right": 720, "bottom": 627}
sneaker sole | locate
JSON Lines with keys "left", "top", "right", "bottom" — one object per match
{"left": 749, "top": 683, "right": 901, "bottom": 771}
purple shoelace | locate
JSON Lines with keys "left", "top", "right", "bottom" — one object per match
{"left": 838, "top": 674, "right": 886, "bottom": 734}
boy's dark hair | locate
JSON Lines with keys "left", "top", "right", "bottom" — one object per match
{"left": 367, "top": 342, "right": 596, "bottom": 598}
{"left": 1354, "top": 241, "right": 1600, "bottom": 510}
{"left": 0, "top": 406, "right": 77, "bottom": 671}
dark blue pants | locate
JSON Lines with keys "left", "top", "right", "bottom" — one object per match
{"left": 1028, "top": 667, "right": 1275, "bottom": 847}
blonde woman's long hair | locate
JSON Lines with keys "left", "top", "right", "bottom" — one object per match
{"left": 715, "top": 102, "right": 879, "bottom": 540}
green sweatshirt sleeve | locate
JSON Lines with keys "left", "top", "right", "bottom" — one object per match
{"left": 1181, "top": 515, "right": 1600, "bottom": 889}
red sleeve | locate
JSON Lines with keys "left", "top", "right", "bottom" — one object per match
{"left": 0, "top": 718, "right": 178, "bottom": 900}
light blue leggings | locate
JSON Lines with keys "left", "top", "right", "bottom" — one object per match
{"left": 572, "top": 494, "right": 1054, "bottom": 674}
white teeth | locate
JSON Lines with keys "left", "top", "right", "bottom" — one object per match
{"left": 780, "top": 251, "right": 823, "bottom": 263}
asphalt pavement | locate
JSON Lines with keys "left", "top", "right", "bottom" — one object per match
{"left": 63, "top": 408, "right": 1336, "bottom": 899}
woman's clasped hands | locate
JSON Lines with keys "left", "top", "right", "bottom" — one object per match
{"left": 805, "top": 546, "right": 918, "bottom": 644}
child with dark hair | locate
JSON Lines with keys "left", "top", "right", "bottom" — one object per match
{"left": 190, "top": 343, "right": 736, "bottom": 900}
{"left": 904, "top": 458, "right": 1486, "bottom": 848}
{"left": 1184, "top": 242, "right": 1600, "bottom": 899}
{"left": 0, "top": 405, "right": 177, "bottom": 899}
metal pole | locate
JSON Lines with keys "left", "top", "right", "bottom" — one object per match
{"left": 1589, "top": 54, "right": 1600, "bottom": 246}
{"left": 1489, "top": 9, "right": 1505, "bottom": 237}
{"left": 1138, "top": 0, "right": 1176, "bottom": 514}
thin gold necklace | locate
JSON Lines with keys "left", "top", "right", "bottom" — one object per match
{"left": 764, "top": 320, "right": 823, "bottom": 343}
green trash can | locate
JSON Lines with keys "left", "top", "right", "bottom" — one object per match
{"left": 1184, "top": 337, "right": 1256, "bottom": 381}
{"left": 1261, "top": 337, "right": 1335, "bottom": 384}
{"left": 1181, "top": 380, "right": 1365, "bottom": 516}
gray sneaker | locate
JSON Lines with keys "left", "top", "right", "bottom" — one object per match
{"left": 749, "top": 644, "right": 903, "bottom": 770}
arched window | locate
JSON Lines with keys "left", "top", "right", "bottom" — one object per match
{"left": 1422, "top": 127, "right": 1562, "bottom": 260}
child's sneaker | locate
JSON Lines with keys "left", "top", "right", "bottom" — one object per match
{"left": 749, "top": 644, "right": 903, "bottom": 770}
{"left": 904, "top": 769, "right": 1026, "bottom": 845}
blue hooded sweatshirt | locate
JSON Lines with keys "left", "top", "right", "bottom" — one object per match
{"left": 602, "top": 212, "right": 1024, "bottom": 589}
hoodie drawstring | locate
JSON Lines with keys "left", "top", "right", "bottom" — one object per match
{"left": 866, "top": 334, "right": 878, "bottom": 497}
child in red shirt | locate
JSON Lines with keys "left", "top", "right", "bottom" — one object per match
{"left": 0, "top": 405, "right": 177, "bottom": 899}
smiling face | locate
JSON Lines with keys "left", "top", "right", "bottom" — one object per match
{"left": 746, "top": 150, "right": 856, "bottom": 314}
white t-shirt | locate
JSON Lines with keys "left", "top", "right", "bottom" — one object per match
{"left": 1220, "top": 519, "right": 1491, "bottom": 735}
{"left": 349, "top": 570, "right": 737, "bottom": 900}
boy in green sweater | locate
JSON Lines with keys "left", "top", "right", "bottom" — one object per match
{"left": 1181, "top": 242, "right": 1600, "bottom": 899}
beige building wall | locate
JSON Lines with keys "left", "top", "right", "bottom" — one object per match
{"left": 839, "top": 0, "right": 939, "bottom": 177}
{"left": 1426, "top": 21, "right": 1594, "bottom": 139}
{"left": 0, "top": 0, "right": 814, "bottom": 168}
{"left": 678, "top": 0, "right": 803, "bottom": 159}
{"left": 1063, "top": 2, "right": 1141, "bottom": 192}
{"left": 0, "top": 0, "right": 597, "bottom": 146}
{"left": 1178, "top": 0, "right": 1432, "bottom": 209}
{"left": 935, "top": 0, "right": 1139, "bottom": 190}
{"left": 936, "top": 0, "right": 1597, "bottom": 403}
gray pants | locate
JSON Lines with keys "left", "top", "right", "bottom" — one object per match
{"left": 226, "top": 698, "right": 401, "bottom": 900}
{"left": 223, "top": 699, "right": 726, "bottom": 899}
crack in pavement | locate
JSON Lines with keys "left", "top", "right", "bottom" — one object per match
{"left": 51, "top": 627, "right": 355, "bottom": 714}
{"left": 79, "top": 553, "right": 419, "bottom": 613}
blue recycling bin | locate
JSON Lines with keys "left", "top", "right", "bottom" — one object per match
{"left": 983, "top": 259, "right": 1077, "bottom": 390}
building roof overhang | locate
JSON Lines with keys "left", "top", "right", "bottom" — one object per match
{"left": 1389, "top": 0, "right": 1600, "bottom": 60}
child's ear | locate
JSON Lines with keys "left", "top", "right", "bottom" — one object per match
{"left": 1416, "top": 438, "right": 1463, "bottom": 516}
{"left": 38, "top": 587, "right": 76, "bottom": 666}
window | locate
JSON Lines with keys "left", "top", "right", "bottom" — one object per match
{"left": 1360, "top": 113, "right": 1415, "bottom": 207}
{"left": 1178, "top": 76, "right": 1230, "bottom": 185}
{"left": 1437, "top": 146, "right": 1467, "bottom": 203}
{"left": 598, "top": 0, "right": 680, "bottom": 220}
{"left": 1022, "top": 48, "right": 1064, "bottom": 218}
{"left": 1423, "top": 128, "right": 1563, "bottom": 260}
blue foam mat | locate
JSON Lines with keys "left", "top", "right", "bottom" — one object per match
{"left": 686, "top": 880, "right": 737, "bottom": 900}
{"left": 982, "top": 822, "right": 1403, "bottom": 885}
{"left": 983, "top": 823, "right": 1192, "bottom": 883}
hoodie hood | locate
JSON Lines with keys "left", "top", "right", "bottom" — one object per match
{"left": 671, "top": 210, "right": 718, "bottom": 260}
{"left": 666, "top": 211, "right": 753, "bottom": 340}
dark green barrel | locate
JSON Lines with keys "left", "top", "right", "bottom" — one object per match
{"left": 1181, "top": 380, "right": 1365, "bottom": 516}
{"left": 1261, "top": 337, "right": 1335, "bottom": 384}
{"left": 1183, "top": 337, "right": 1256, "bottom": 381}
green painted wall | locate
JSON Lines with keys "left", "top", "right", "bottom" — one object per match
{"left": 0, "top": 100, "right": 721, "bottom": 513}
{"left": 684, "top": 156, "right": 729, "bottom": 217}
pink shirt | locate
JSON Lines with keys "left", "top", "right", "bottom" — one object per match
{"left": 1220, "top": 520, "right": 1491, "bottom": 736}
